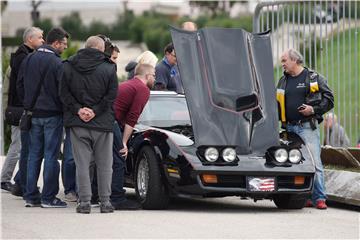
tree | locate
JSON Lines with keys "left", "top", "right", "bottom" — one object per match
{"left": 1, "top": 1, "right": 8, "bottom": 14}
{"left": 34, "top": 18, "right": 53, "bottom": 36}
{"left": 87, "top": 21, "right": 110, "bottom": 38}
{"left": 111, "top": 10, "right": 135, "bottom": 40}
{"left": 31, "top": 0, "right": 42, "bottom": 24}
{"left": 60, "top": 12, "right": 85, "bottom": 40}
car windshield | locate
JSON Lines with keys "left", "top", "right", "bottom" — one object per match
{"left": 138, "top": 95, "right": 191, "bottom": 128}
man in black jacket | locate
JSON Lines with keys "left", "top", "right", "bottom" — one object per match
{"left": 1, "top": 27, "right": 44, "bottom": 195}
{"left": 60, "top": 36, "right": 118, "bottom": 214}
{"left": 19, "top": 27, "right": 69, "bottom": 208}
{"left": 276, "top": 48, "right": 334, "bottom": 210}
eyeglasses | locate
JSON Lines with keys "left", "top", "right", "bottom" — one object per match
{"left": 170, "top": 53, "right": 176, "bottom": 58}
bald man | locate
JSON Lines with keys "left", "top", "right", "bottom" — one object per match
{"left": 60, "top": 36, "right": 118, "bottom": 214}
{"left": 181, "top": 21, "right": 198, "bottom": 31}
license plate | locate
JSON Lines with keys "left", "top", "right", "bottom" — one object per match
{"left": 247, "top": 177, "right": 275, "bottom": 192}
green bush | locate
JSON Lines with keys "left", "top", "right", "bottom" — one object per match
{"left": 60, "top": 12, "right": 86, "bottom": 40}
{"left": 34, "top": 18, "right": 53, "bottom": 36}
{"left": 111, "top": 10, "right": 135, "bottom": 40}
{"left": 87, "top": 21, "right": 111, "bottom": 38}
{"left": 205, "top": 15, "right": 253, "bottom": 32}
{"left": 61, "top": 41, "right": 80, "bottom": 60}
{"left": 1, "top": 37, "right": 22, "bottom": 47}
{"left": 2, "top": 53, "right": 11, "bottom": 153}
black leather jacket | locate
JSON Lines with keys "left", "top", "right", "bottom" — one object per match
{"left": 276, "top": 67, "right": 334, "bottom": 125}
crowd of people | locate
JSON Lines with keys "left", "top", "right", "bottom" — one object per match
{"left": 1, "top": 22, "right": 197, "bottom": 214}
{"left": 2, "top": 21, "right": 355, "bottom": 212}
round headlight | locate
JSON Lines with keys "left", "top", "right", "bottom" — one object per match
{"left": 274, "top": 148, "right": 288, "bottom": 163}
{"left": 222, "top": 148, "right": 237, "bottom": 162}
{"left": 205, "top": 147, "right": 219, "bottom": 162}
{"left": 289, "top": 149, "right": 302, "bottom": 163}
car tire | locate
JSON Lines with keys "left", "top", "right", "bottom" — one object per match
{"left": 135, "top": 145, "right": 169, "bottom": 209}
{"left": 273, "top": 194, "right": 307, "bottom": 209}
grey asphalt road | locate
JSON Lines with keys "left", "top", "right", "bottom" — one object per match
{"left": 1, "top": 188, "right": 359, "bottom": 239}
{"left": 1, "top": 158, "right": 359, "bottom": 239}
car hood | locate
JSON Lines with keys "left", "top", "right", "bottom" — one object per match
{"left": 170, "top": 27, "right": 279, "bottom": 154}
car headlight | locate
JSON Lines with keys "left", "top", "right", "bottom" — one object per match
{"left": 289, "top": 149, "right": 302, "bottom": 163}
{"left": 274, "top": 148, "right": 288, "bottom": 163}
{"left": 204, "top": 147, "right": 219, "bottom": 162}
{"left": 222, "top": 148, "right": 237, "bottom": 162}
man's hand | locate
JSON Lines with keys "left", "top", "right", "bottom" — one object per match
{"left": 119, "top": 143, "right": 128, "bottom": 158}
{"left": 83, "top": 107, "right": 95, "bottom": 121}
{"left": 298, "top": 104, "right": 314, "bottom": 116}
{"left": 78, "top": 107, "right": 96, "bottom": 122}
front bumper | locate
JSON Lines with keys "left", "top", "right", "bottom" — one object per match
{"left": 169, "top": 152, "right": 314, "bottom": 197}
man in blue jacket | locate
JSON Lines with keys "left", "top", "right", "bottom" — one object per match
{"left": 18, "top": 27, "right": 69, "bottom": 208}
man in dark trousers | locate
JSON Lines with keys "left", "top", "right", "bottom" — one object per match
{"left": 276, "top": 48, "right": 334, "bottom": 210}
{"left": 112, "top": 63, "right": 155, "bottom": 210}
{"left": 1, "top": 27, "right": 44, "bottom": 195}
{"left": 18, "top": 27, "right": 69, "bottom": 208}
{"left": 60, "top": 36, "right": 118, "bottom": 214}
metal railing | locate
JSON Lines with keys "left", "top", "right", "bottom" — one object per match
{"left": 253, "top": 0, "right": 359, "bottom": 147}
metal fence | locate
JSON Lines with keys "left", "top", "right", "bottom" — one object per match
{"left": 253, "top": 0, "right": 359, "bottom": 147}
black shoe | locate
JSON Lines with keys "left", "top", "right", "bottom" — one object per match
{"left": 90, "top": 197, "right": 99, "bottom": 207}
{"left": 11, "top": 184, "right": 23, "bottom": 197}
{"left": 100, "top": 201, "right": 114, "bottom": 213}
{"left": 112, "top": 199, "right": 141, "bottom": 210}
{"left": 1, "top": 182, "right": 14, "bottom": 192}
{"left": 41, "top": 198, "right": 67, "bottom": 208}
{"left": 76, "top": 202, "right": 91, "bottom": 214}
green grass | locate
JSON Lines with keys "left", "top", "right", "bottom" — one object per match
{"left": 317, "top": 28, "right": 360, "bottom": 146}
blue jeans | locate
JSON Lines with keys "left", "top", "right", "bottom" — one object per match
{"left": 25, "top": 116, "right": 63, "bottom": 202}
{"left": 287, "top": 121, "right": 327, "bottom": 203}
{"left": 62, "top": 128, "right": 76, "bottom": 194}
{"left": 111, "top": 122, "right": 126, "bottom": 204}
{"left": 14, "top": 130, "right": 30, "bottom": 196}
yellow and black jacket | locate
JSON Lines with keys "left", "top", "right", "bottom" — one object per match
{"left": 276, "top": 67, "right": 334, "bottom": 127}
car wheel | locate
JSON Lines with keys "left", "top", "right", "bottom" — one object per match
{"left": 273, "top": 194, "right": 307, "bottom": 209}
{"left": 135, "top": 146, "right": 169, "bottom": 209}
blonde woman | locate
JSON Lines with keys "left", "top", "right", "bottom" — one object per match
{"left": 125, "top": 51, "right": 158, "bottom": 80}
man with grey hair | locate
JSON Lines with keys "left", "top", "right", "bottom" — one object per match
{"left": 323, "top": 112, "right": 350, "bottom": 147}
{"left": 1, "top": 27, "right": 44, "bottom": 194}
{"left": 276, "top": 48, "right": 334, "bottom": 210}
{"left": 19, "top": 27, "right": 69, "bottom": 208}
{"left": 60, "top": 35, "right": 118, "bottom": 214}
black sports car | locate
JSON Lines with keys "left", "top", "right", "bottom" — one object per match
{"left": 124, "top": 27, "right": 315, "bottom": 210}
